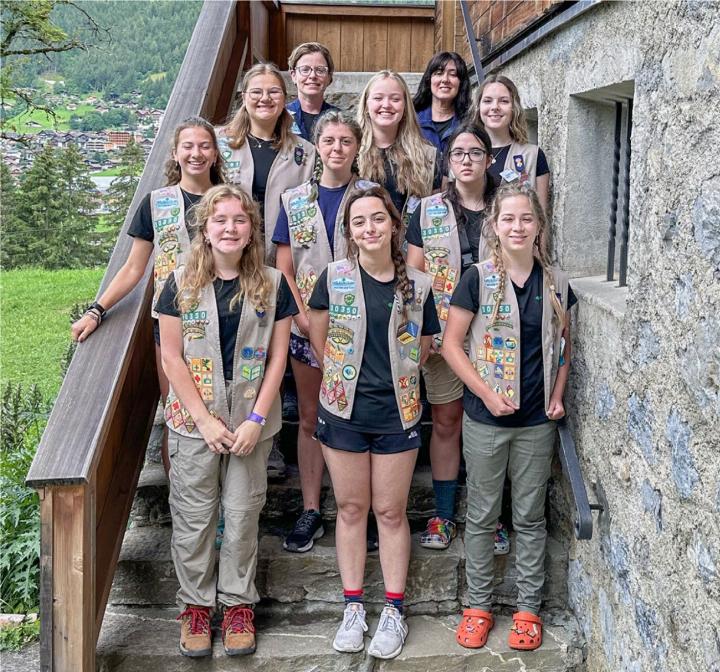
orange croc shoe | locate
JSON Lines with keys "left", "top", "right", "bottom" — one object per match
{"left": 509, "top": 611, "right": 542, "bottom": 650}
{"left": 456, "top": 609, "right": 494, "bottom": 648}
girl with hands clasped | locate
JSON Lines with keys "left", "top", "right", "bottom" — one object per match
{"left": 442, "top": 183, "right": 576, "bottom": 652}
{"left": 308, "top": 186, "right": 439, "bottom": 659}
{"left": 273, "top": 110, "right": 362, "bottom": 553}
{"left": 71, "top": 116, "right": 224, "bottom": 474}
{"left": 156, "top": 185, "right": 297, "bottom": 658}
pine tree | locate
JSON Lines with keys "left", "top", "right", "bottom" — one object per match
{"left": 0, "top": 162, "right": 24, "bottom": 268}
{"left": 106, "top": 138, "right": 144, "bottom": 234}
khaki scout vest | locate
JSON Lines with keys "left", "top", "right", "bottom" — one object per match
{"left": 150, "top": 185, "right": 192, "bottom": 319}
{"left": 468, "top": 259, "right": 568, "bottom": 413}
{"left": 215, "top": 126, "right": 316, "bottom": 264}
{"left": 319, "top": 261, "right": 432, "bottom": 430}
{"left": 164, "top": 266, "right": 283, "bottom": 441}
{"left": 498, "top": 142, "right": 539, "bottom": 187}
{"left": 418, "top": 193, "right": 462, "bottom": 337}
{"left": 280, "top": 177, "right": 356, "bottom": 336}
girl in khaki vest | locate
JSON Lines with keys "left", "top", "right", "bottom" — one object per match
{"left": 156, "top": 185, "right": 297, "bottom": 658}
{"left": 406, "top": 124, "right": 496, "bottom": 552}
{"left": 71, "top": 116, "right": 224, "bottom": 474}
{"left": 443, "top": 183, "right": 576, "bottom": 652}
{"left": 470, "top": 75, "right": 551, "bottom": 212}
{"left": 356, "top": 70, "right": 439, "bottom": 220}
{"left": 217, "top": 63, "right": 316, "bottom": 265}
{"left": 273, "top": 110, "right": 362, "bottom": 553}
{"left": 308, "top": 186, "right": 440, "bottom": 659}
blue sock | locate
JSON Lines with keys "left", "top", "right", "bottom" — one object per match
{"left": 344, "top": 589, "right": 363, "bottom": 605}
{"left": 385, "top": 592, "right": 404, "bottom": 614}
{"left": 433, "top": 479, "right": 458, "bottom": 521}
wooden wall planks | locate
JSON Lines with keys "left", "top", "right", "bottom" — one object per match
{"left": 285, "top": 12, "right": 434, "bottom": 72}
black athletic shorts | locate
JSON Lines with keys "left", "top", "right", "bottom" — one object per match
{"left": 315, "top": 415, "right": 421, "bottom": 454}
{"left": 153, "top": 318, "right": 161, "bottom": 346}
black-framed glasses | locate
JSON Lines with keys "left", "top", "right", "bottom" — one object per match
{"left": 448, "top": 148, "right": 487, "bottom": 163}
{"left": 295, "top": 65, "right": 329, "bottom": 77}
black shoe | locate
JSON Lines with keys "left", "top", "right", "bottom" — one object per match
{"left": 282, "top": 387, "right": 299, "bottom": 422}
{"left": 283, "top": 509, "right": 324, "bottom": 553}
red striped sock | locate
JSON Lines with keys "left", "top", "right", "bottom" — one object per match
{"left": 385, "top": 591, "right": 404, "bottom": 613}
{"left": 344, "top": 588, "right": 363, "bottom": 604}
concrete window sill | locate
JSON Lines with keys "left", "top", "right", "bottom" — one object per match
{"left": 571, "top": 275, "right": 628, "bottom": 320}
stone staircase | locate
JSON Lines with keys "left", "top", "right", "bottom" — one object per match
{"left": 96, "top": 414, "right": 587, "bottom": 671}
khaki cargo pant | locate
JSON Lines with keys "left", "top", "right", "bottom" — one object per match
{"left": 168, "top": 414, "right": 272, "bottom": 609}
{"left": 462, "top": 413, "right": 556, "bottom": 614}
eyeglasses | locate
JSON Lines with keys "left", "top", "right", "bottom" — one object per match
{"left": 295, "top": 65, "right": 329, "bottom": 77}
{"left": 245, "top": 88, "right": 285, "bottom": 101}
{"left": 448, "top": 148, "right": 487, "bottom": 163}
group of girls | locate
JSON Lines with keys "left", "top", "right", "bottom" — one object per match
{"left": 71, "top": 41, "right": 574, "bottom": 660}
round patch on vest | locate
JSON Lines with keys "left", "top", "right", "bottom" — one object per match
{"left": 241, "top": 347, "right": 254, "bottom": 359}
{"left": 243, "top": 388, "right": 256, "bottom": 399}
{"left": 484, "top": 274, "right": 500, "bottom": 290}
{"left": 505, "top": 337, "right": 517, "bottom": 350}
{"left": 342, "top": 365, "right": 356, "bottom": 380}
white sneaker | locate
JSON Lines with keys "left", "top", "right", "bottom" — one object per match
{"left": 332, "top": 603, "right": 368, "bottom": 653}
{"left": 368, "top": 606, "right": 408, "bottom": 659}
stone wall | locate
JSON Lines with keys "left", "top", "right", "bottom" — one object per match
{"left": 487, "top": 2, "right": 719, "bottom": 671}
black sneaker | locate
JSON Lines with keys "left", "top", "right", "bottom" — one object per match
{"left": 283, "top": 509, "right": 324, "bottom": 553}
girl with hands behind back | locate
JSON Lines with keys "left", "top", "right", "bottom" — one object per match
{"left": 156, "top": 185, "right": 297, "bottom": 659}
{"left": 442, "top": 183, "right": 576, "bottom": 653}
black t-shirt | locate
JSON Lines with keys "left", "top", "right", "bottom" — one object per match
{"left": 301, "top": 110, "right": 320, "bottom": 140}
{"left": 450, "top": 261, "right": 576, "bottom": 427}
{"left": 249, "top": 137, "right": 280, "bottom": 216}
{"left": 433, "top": 117, "right": 454, "bottom": 139}
{"left": 406, "top": 202, "right": 487, "bottom": 273}
{"left": 309, "top": 264, "right": 441, "bottom": 433}
{"left": 128, "top": 189, "right": 204, "bottom": 242}
{"left": 489, "top": 145, "right": 549, "bottom": 185}
{"left": 156, "top": 273, "right": 298, "bottom": 380}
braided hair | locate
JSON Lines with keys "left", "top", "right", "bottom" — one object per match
{"left": 485, "top": 183, "right": 566, "bottom": 327}
{"left": 342, "top": 185, "right": 414, "bottom": 321}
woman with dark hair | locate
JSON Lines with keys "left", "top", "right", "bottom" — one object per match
{"left": 406, "top": 123, "right": 496, "bottom": 551}
{"left": 308, "top": 186, "right": 439, "bottom": 659}
{"left": 412, "top": 51, "right": 471, "bottom": 156}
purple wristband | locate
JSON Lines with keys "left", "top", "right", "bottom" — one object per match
{"left": 247, "top": 412, "right": 266, "bottom": 426}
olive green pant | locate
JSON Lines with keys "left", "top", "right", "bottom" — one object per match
{"left": 168, "top": 429, "right": 272, "bottom": 609}
{"left": 462, "top": 413, "right": 556, "bottom": 614}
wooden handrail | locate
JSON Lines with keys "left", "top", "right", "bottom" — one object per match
{"left": 26, "top": 2, "right": 246, "bottom": 669}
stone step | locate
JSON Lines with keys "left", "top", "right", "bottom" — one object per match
{"left": 130, "top": 461, "right": 467, "bottom": 530}
{"left": 109, "top": 526, "right": 568, "bottom": 615}
{"left": 97, "top": 606, "right": 585, "bottom": 672}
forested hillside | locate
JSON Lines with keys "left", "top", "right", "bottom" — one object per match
{"left": 10, "top": 0, "right": 202, "bottom": 107}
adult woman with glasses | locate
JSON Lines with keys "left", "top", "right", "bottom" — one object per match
{"left": 405, "top": 123, "right": 497, "bottom": 552}
{"left": 218, "top": 63, "right": 316, "bottom": 265}
{"left": 287, "top": 42, "right": 339, "bottom": 142}
{"left": 412, "top": 52, "right": 472, "bottom": 157}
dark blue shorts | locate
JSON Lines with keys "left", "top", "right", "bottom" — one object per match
{"left": 316, "top": 415, "right": 421, "bottom": 454}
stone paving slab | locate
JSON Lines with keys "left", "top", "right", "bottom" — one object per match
{"left": 96, "top": 607, "right": 584, "bottom": 672}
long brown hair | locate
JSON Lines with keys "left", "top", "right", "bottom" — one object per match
{"left": 471, "top": 74, "right": 529, "bottom": 145}
{"left": 484, "top": 183, "right": 564, "bottom": 327}
{"left": 342, "top": 185, "right": 414, "bottom": 320}
{"left": 164, "top": 116, "right": 226, "bottom": 185}
{"left": 356, "top": 71, "right": 434, "bottom": 199}
{"left": 177, "top": 185, "right": 272, "bottom": 313}
{"left": 226, "top": 63, "right": 295, "bottom": 152}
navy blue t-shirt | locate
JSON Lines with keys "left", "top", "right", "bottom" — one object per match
{"left": 450, "top": 261, "right": 576, "bottom": 427}
{"left": 272, "top": 183, "right": 350, "bottom": 249}
{"left": 310, "top": 264, "right": 441, "bottom": 433}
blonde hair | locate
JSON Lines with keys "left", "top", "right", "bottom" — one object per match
{"left": 471, "top": 74, "right": 529, "bottom": 145}
{"left": 484, "top": 183, "right": 565, "bottom": 326}
{"left": 178, "top": 185, "right": 272, "bottom": 314}
{"left": 164, "top": 116, "right": 226, "bottom": 186}
{"left": 288, "top": 42, "right": 335, "bottom": 79}
{"left": 226, "top": 63, "right": 295, "bottom": 153}
{"left": 356, "top": 71, "right": 434, "bottom": 200}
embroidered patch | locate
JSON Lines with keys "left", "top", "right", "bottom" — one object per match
{"left": 328, "top": 325, "right": 354, "bottom": 345}
{"left": 332, "top": 277, "right": 356, "bottom": 292}
{"left": 484, "top": 274, "right": 500, "bottom": 290}
{"left": 181, "top": 309, "right": 209, "bottom": 340}
{"left": 397, "top": 321, "right": 419, "bottom": 344}
{"left": 324, "top": 341, "right": 345, "bottom": 367}
{"left": 154, "top": 252, "right": 177, "bottom": 283}
{"left": 188, "top": 358, "right": 213, "bottom": 401}
{"left": 243, "top": 387, "right": 256, "bottom": 399}
{"left": 329, "top": 303, "right": 359, "bottom": 318}
{"left": 296, "top": 269, "right": 319, "bottom": 306}
{"left": 342, "top": 364, "right": 356, "bottom": 380}
{"left": 241, "top": 364, "right": 263, "bottom": 381}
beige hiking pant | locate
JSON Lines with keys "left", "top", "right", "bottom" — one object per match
{"left": 168, "top": 424, "right": 272, "bottom": 609}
